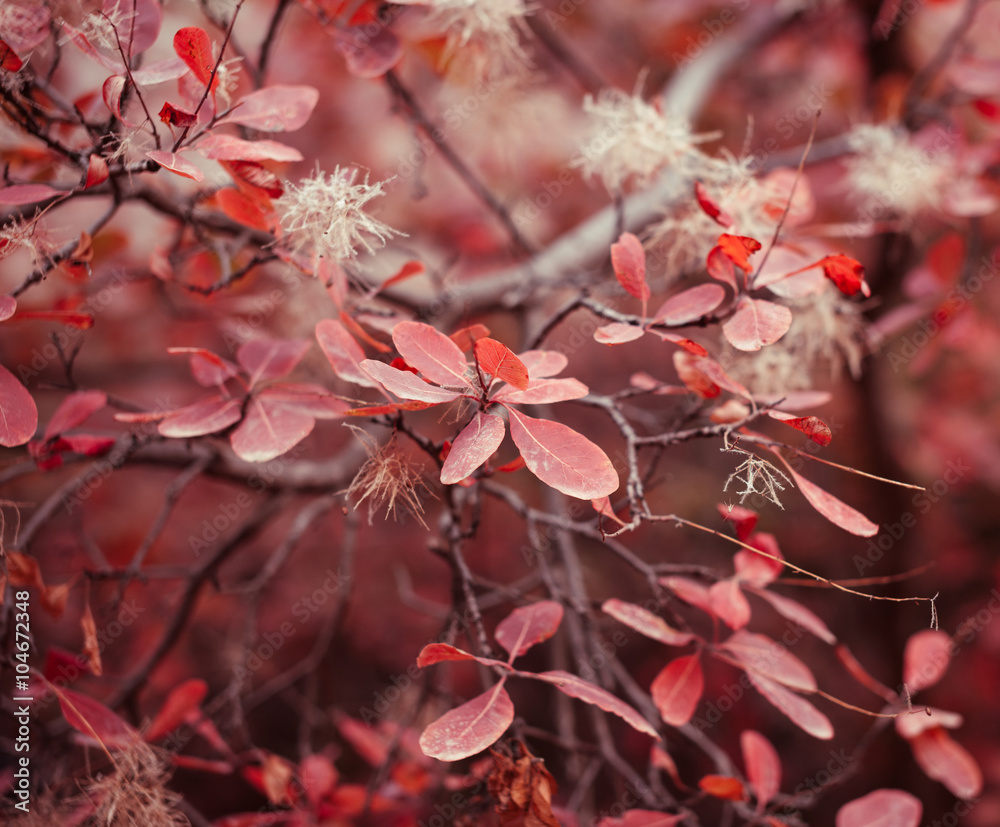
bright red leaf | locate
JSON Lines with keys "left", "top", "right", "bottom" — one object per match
{"left": 716, "top": 234, "right": 762, "bottom": 272}
{"left": 698, "top": 775, "right": 746, "bottom": 801}
{"left": 611, "top": 232, "right": 650, "bottom": 303}
{"left": 694, "top": 181, "right": 734, "bottom": 226}
{"left": 159, "top": 101, "right": 197, "bottom": 128}
{"left": 53, "top": 685, "right": 138, "bottom": 749}
{"left": 651, "top": 654, "right": 704, "bottom": 726}
{"left": 766, "top": 411, "right": 833, "bottom": 446}
{"left": 0, "top": 39, "right": 23, "bottom": 71}
{"left": 495, "top": 601, "right": 564, "bottom": 658}
{"left": 0, "top": 364, "right": 38, "bottom": 447}
{"left": 316, "top": 319, "right": 379, "bottom": 388}
{"left": 173, "top": 27, "right": 217, "bottom": 90}
{"left": 741, "top": 730, "right": 781, "bottom": 811}
{"left": 475, "top": 338, "right": 529, "bottom": 390}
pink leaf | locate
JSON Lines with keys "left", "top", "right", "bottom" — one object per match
{"left": 416, "top": 642, "right": 509, "bottom": 670}
{"left": 196, "top": 134, "right": 303, "bottom": 163}
{"left": 895, "top": 707, "right": 963, "bottom": 739}
{"left": 158, "top": 395, "right": 242, "bottom": 438}
{"left": 0, "top": 295, "right": 15, "bottom": 321}
{"left": 659, "top": 576, "right": 714, "bottom": 616}
{"left": 709, "top": 579, "right": 751, "bottom": 629}
{"left": 776, "top": 460, "right": 878, "bottom": 537}
{"left": 146, "top": 150, "right": 204, "bottom": 181}
{"left": 0, "top": 364, "right": 38, "bottom": 447}
{"left": 167, "top": 347, "right": 240, "bottom": 388}
{"left": 741, "top": 730, "right": 781, "bottom": 811}
{"left": 494, "top": 377, "right": 589, "bottom": 405}
{"left": 258, "top": 384, "right": 346, "bottom": 419}
{"left": 648, "top": 330, "right": 708, "bottom": 355}
{"left": 236, "top": 338, "right": 310, "bottom": 387}
{"left": 903, "top": 629, "right": 952, "bottom": 693}
{"left": 145, "top": 679, "right": 208, "bottom": 742}
{"left": 54, "top": 685, "right": 138, "bottom": 749}
{"left": 592, "top": 496, "right": 628, "bottom": 527}
{"left": 651, "top": 654, "right": 704, "bottom": 727}
{"left": 495, "top": 601, "right": 564, "bottom": 658}
{"left": 131, "top": 56, "right": 189, "bottom": 85}
{"left": 611, "top": 232, "right": 649, "bottom": 302}
{"left": 765, "top": 410, "right": 833, "bottom": 446}
{"left": 173, "top": 27, "right": 216, "bottom": 89}
{"left": 694, "top": 181, "right": 734, "bottom": 226}
{"left": 392, "top": 321, "right": 470, "bottom": 388}
{"left": 84, "top": 154, "right": 110, "bottom": 188}
{"left": 722, "top": 297, "right": 793, "bottom": 352}
{"left": 418, "top": 684, "right": 514, "bottom": 761}
{"left": 720, "top": 630, "right": 817, "bottom": 692}
{"left": 706, "top": 246, "right": 738, "bottom": 290}
{"left": 441, "top": 412, "right": 506, "bottom": 484}
{"left": 0, "top": 183, "right": 62, "bottom": 204}
{"left": 745, "top": 671, "right": 833, "bottom": 740}
{"left": 744, "top": 587, "right": 836, "bottom": 645}
{"left": 102, "top": 74, "right": 134, "bottom": 125}
{"left": 594, "top": 322, "right": 645, "bottom": 345}
{"left": 716, "top": 234, "right": 762, "bottom": 273}
{"left": 506, "top": 408, "right": 618, "bottom": 500}
{"left": 361, "top": 360, "right": 462, "bottom": 404}
{"left": 733, "top": 531, "right": 784, "bottom": 586}
{"left": 44, "top": 390, "right": 106, "bottom": 441}
{"left": 653, "top": 284, "right": 726, "bottom": 325}
{"left": 518, "top": 350, "right": 568, "bottom": 378}
{"left": 316, "top": 319, "right": 379, "bottom": 388}
{"left": 104, "top": 0, "right": 162, "bottom": 56}
{"left": 836, "top": 789, "right": 922, "bottom": 827}
{"left": 905, "top": 726, "right": 982, "bottom": 799}
{"left": 690, "top": 356, "right": 752, "bottom": 398}
{"left": 335, "top": 25, "right": 403, "bottom": 78}
{"left": 601, "top": 599, "right": 695, "bottom": 647}
{"left": 718, "top": 503, "right": 758, "bottom": 541}
{"left": 230, "top": 391, "right": 316, "bottom": 462}
{"left": 219, "top": 85, "right": 320, "bottom": 132}
{"left": 532, "top": 671, "right": 658, "bottom": 738}
{"left": 475, "top": 338, "right": 529, "bottom": 390}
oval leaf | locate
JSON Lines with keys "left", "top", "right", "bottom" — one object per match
{"left": 0, "top": 295, "right": 15, "bottom": 321}
{"left": 601, "top": 599, "right": 695, "bottom": 647}
{"left": 361, "top": 360, "right": 462, "bottom": 404}
{"left": 316, "top": 319, "right": 378, "bottom": 388}
{"left": 651, "top": 654, "right": 704, "bottom": 727}
{"left": 745, "top": 587, "right": 836, "bottom": 645}
{"left": 230, "top": 393, "right": 315, "bottom": 463}
{"left": 145, "top": 679, "right": 208, "bottom": 742}
{"left": 741, "top": 730, "right": 781, "bottom": 811}
{"left": 236, "top": 338, "right": 310, "bottom": 387}
{"left": 778, "top": 461, "right": 878, "bottom": 537}
{"left": 533, "top": 670, "right": 658, "bottom": 738}
{"left": 495, "top": 601, "right": 564, "bottom": 658}
{"left": 722, "top": 297, "right": 793, "bottom": 352}
{"left": 518, "top": 350, "right": 568, "bottom": 378}
{"left": 173, "top": 26, "right": 216, "bottom": 88}
{"left": 745, "top": 671, "right": 833, "bottom": 740}
{"left": 475, "top": 338, "right": 529, "bottom": 390}
{"left": 906, "top": 726, "right": 982, "bottom": 800}
{"left": 416, "top": 642, "right": 509, "bottom": 670}
{"left": 709, "top": 579, "right": 751, "bottom": 630}
{"left": 903, "top": 629, "right": 952, "bottom": 693}
{"left": 0, "top": 364, "right": 38, "bottom": 447}
{"left": 440, "top": 412, "right": 506, "bottom": 484}
{"left": 0, "top": 183, "right": 62, "bottom": 205}
{"left": 44, "top": 390, "right": 106, "bottom": 441}
{"left": 719, "top": 630, "right": 816, "bottom": 692}
{"left": 594, "top": 322, "right": 645, "bottom": 345}
{"left": 611, "top": 232, "right": 649, "bottom": 301}
{"left": 197, "top": 134, "right": 303, "bottom": 162}
{"left": 698, "top": 775, "right": 746, "bottom": 801}
{"left": 146, "top": 150, "right": 204, "bottom": 182}
{"left": 766, "top": 410, "right": 832, "bottom": 447}
{"left": 654, "top": 284, "right": 727, "bottom": 326}
{"left": 494, "top": 377, "right": 589, "bottom": 405}
{"left": 220, "top": 85, "right": 320, "bottom": 132}
{"left": 507, "top": 408, "right": 618, "bottom": 500}
{"left": 54, "top": 685, "right": 137, "bottom": 749}
{"left": 393, "top": 321, "right": 470, "bottom": 388}
{"left": 418, "top": 684, "right": 514, "bottom": 761}
{"left": 158, "top": 395, "right": 242, "bottom": 438}
{"left": 836, "top": 789, "right": 922, "bottom": 827}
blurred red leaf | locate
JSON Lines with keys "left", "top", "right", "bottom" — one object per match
{"left": 216, "top": 188, "right": 275, "bottom": 232}
{"left": 158, "top": 395, "right": 242, "bottom": 438}
{"left": 594, "top": 322, "right": 645, "bottom": 345}
{"left": 716, "top": 234, "right": 762, "bottom": 272}
{"left": 903, "top": 629, "right": 952, "bottom": 692}
{"left": 611, "top": 232, "right": 650, "bottom": 303}
{"left": 219, "top": 85, "right": 319, "bottom": 132}
{"left": 673, "top": 351, "right": 720, "bottom": 398}
{"left": 694, "top": 181, "right": 734, "bottom": 226}
{"left": 820, "top": 254, "right": 870, "bottom": 298}
{"left": 709, "top": 579, "right": 751, "bottom": 629}
{"left": 653, "top": 283, "right": 726, "bottom": 325}
{"left": 158, "top": 101, "right": 197, "bottom": 127}
{"left": 744, "top": 671, "right": 833, "bottom": 739}
{"left": 475, "top": 337, "right": 529, "bottom": 390}
{"left": 718, "top": 503, "right": 758, "bottom": 541}
{"left": 746, "top": 587, "right": 836, "bottom": 645}
{"left": 52, "top": 685, "right": 138, "bottom": 749}
{"left": 237, "top": 338, "right": 310, "bottom": 387}
{"left": 836, "top": 789, "right": 922, "bottom": 827}
{"left": 197, "top": 134, "right": 303, "bottom": 162}
{"left": 493, "top": 377, "right": 589, "bottom": 405}
{"left": 0, "top": 295, "right": 15, "bottom": 321}
{"left": 601, "top": 599, "right": 695, "bottom": 647}
{"left": 222, "top": 160, "right": 283, "bottom": 197}
{"left": 146, "top": 150, "right": 204, "bottom": 181}
{"left": 706, "top": 246, "right": 738, "bottom": 290}
{"left": 495, "top": 601, "right": 564, "bottom": 659}
{"left": 0, "top": 364, "right": 38, "bottom": 447}
{"left": 699, "top": 774, "right": 746, "bottom": 801}
{"left": 598, "top": 810, "right": 686, "bottom": 826}
{"left": 0, "top": 183, "right": 62, "bottom": 204}
{"left": 440, "top": 412, "right": 506, "bottom": 484}
{"left": 80, "top": 597, "right": 102, "bottom": 677}
{"left": 43, "top": 390, "right": 106, "bottom": 441}
{"left": 904, "top": 726, "right": 982, "bottom": 800}
{"left": 741, "top": 730, "right": 781, "bottom": 811}
{"left": 419, "top": 684, "right": 515, "bottom": 761}
{"left": 335, "top": 25, "right": 403, "bottom": 78}
{"left": 316, "top": 319, "right": 379, "bottom": 388}
{"left": 719, "top": 630, "right": 816, "bottom": 692}
{"left": 651, "top": 654, "right": 703, "bottom": 727}
{"left": 722, "top": 297, "right": 793, "bottom": 352}
{"left": 417, "top": 642, "right": 509, "bottom": 670}
{"left": 0, "top": 39, "right": 23, "bottom": 71}
{"left": 84, "top": 154, "right": 109, "bottom": 188}
{"left": 145, "top": 679, "right": 208, "bottom": 741}
{"left": 449, "top": 323, "right": 491, "bottom": 352}
{"left": 733, "top": 532, "right": 784, "bottom": 586}
{"left": 659, "top": 576, "right": 714, "bottom": 616}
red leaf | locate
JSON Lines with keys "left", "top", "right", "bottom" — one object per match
{"left": 904, "top": 726, "right": 982, "bottom": 799}
{"left": 146, "top": 150, "right": 204, "bottom": 181}
{"left": 145, "top": 679, "right": 208, "bottom": 742}
{"left": 745, "top": 671, "right": 833, "bottom": 740}
{"left": 717, "top": 503, "right": 758, "bottom": 541}
{"left": 895, "top": 707, "right": 963, "bottom": 740}
{"left": 219, "top": 85, "right": 320, "bottom": 132}
{"left": 84, "top": 154, "right": 109, "bottom": 188}
{"left": 776, "top": 460, "right": 878, "bottom": 537}
{"left": 376, "top": 260, "right": 425, "bottom": 294}
{"left": 416, "top": 642, "right": 509, "bottom": 670}
{"left": 694, "top": 182, "right": 734, "bottom": 227}
{"left": 197, "top": 134, "right": 303, "bottom": 163}
{"left": 719, "top": 630, "right": 817, "bottom": 692}
{"left": 0, "top": 184, "right": 62, "bottom": 205}
{"left": 597, "top": 810, "right": 686, "bottom": 826}
{"left": 392, "top": 321, "right": 470, "bottom": 388}
{"left": 733, "top": 532, "right": 784, "bottom": 586}
{"left": 0, "top": 364, "right": 38, "bottom": 447}
{"left": 820, "top": 254, "right": 870, "bottom": 298}
{"left": 158, "top": 101, "right": 197, "bottom": 128}
{"left": 518, "top": 350, "right": 568, "bottom": 378}
{"left": 836, "top": 789, "right": 922, "bottom": 827}
{"left": 335, "top": 25, "right": 403, "bottom": 78}
{"left": 745, "top": 587, "right": 836, "bottom": 645}
{"left": 59, "top": 434, "right": 115, "bottom": 458}
{"left": 592, "top": 496, "right": 628, "bottom": 527}
{"left": 706, "top": 246, "right": 738, "bottom": 290}
{"left": 495, "top": 601, "right": 564, "bottom": 658}
{"left": 216, "top": 188, "right": 275, "bottom": 232}
{"left": 709, "top": 579, "right": 751, "bottom": 629}
{"left": 105, "top": 0, "right": 162, "bottom": 56}
{"left": 236, "top": 338, "right": 310, "bottom": 387}
{"left": 532, "top": 671, "right": 658, "bottom": 738}
{"left": 44, "top": 390, "right": 106, "bottom": 441}
{"left": 648, "top": 330, "right": 708, "bottom": 355}
{"left": 361, "top": 360, "right": 463, "bottom": 404}
{"left": 475, "top": 338, "right": 529, "bottom": 390}
{"left": 659, "top": 576, "right": 714, "bottom": 616}
{"left": 594, "top": 322, "right": 645, "bottom": 345}
{"left": 698, "top": 775, "right": 746, "bottom": 801}
{"left": 449, "top": 323, "right": 491, "bottom": 352}
{"left": 506, "top": 408, "right": 618, "bottom": 500}
{"left": 158, "top": 395, "right": 242, "bottom": 438}
{"left": 257, "top": 384, "right": 346, "bottom": 419}
{"left": 601, "top": 599, "right": 695, "bottom": 647}
{"left": 53, "top": 685, "right": 138, "bottom": 749}
{"left": 723, "top": 297, "right": 793, "bottom": 352}
{"left": 903, "top": 629, "right": 952, "bottom": 693}
{"left": 716, "top": 234, "right": 762, "bottom": 272}
{"left": 316, "top": 319, "right": 379, "bottom": 388}
{"left": 419, "top": 684, "right": 515, "bottom": 761}
{"left": 0, "top": 295, "right": 15, "bottom": 321}
{"left": 653, "top": 284, "right": 726, "bottom": 325}
{"left": 168, "top": 347, "right": 240, "bottom": 388}
{"left": 689, "top": 356, "right": 751, "bottom": 398}
{"left": 611, "top": 232, "right": 650, "bottom": 302}
{"left": 9, "top": 308, "right": 94, "bottom": 328}
{"left": 741, "top": 730, "right": 781, "bottom": 811}
{"left": 173, "top": 27, "right": 217, "bottom": 89}
{"left": 494, "top": 377, "right": 589, "bottom": 405}
{"left": 766, "top": 411, "right": 832, "bottom": 446}
{"left": 222, "top": 160, "right": 283, "bottom": 197}
{"left": 0, "top": 39, "right": 23, "bottom": 71}
{"left": 230, "top": 390, "right": 316, "bottom": 462}
{"left": 651, "top": 654, "right": 704, "bottom": 726}
{"left": 440, "top": 412, "right": 506, "bottom": 484}
{"left": 673, "top": 351, "right": 720, "bottom": 398}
